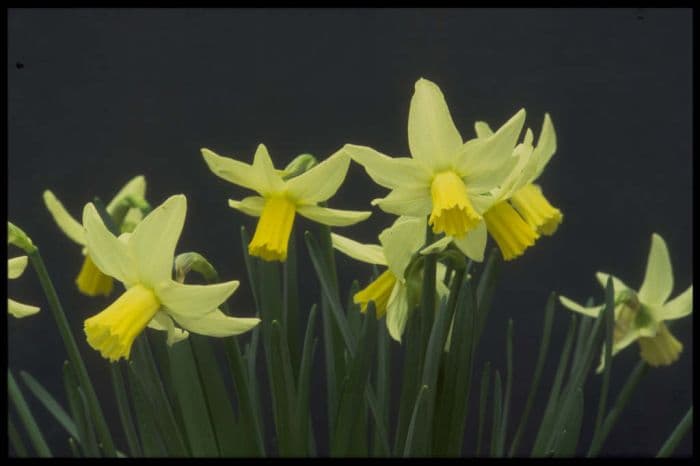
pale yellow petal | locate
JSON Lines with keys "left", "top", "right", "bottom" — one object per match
{"left": 420, "top": 236, "right": 452, "bottom": 255}
{"left": 251, "top": 144, "right": 286, "bottom": 195}
{"left": 474, "top": 121, "right": 493, "bottom": 138}
{"left": 171, "top": 308, "right": 260, "bottom": 337}
{"left": 408, "top": 78, "right": 463, "bottom": 170}
{"left": 531, "top": 113, "right": 558, "bottom": 181}
{"left": 661, "top": 285, "right": 692, "bottom": 320}
{"left": 296, "top": 205, "right": 371, "bottom": 227}
{"left": 379, "top": 216, "right": 426, "bottom": 279}
{"left": 286, "top": 150, "right": 350, "bottom": 204}
{"left": 157, "top": 279, "right": 240, "bottom": 319}
{"left": 201, "top": 147, "right": 266, "bottom": 193}
{"left": 106, "top": 175, "right": 146, "bottom": 214}
{"left": 371, "top": 187, "right": 432, "bottom": 217}
{"left": 559, "top": 295, "right": 604, "bottom": 318}
{"left": 638, "top": 233, "right": 674, "bottom": 306}
{"left": 8, "top": 256, "right": 28, "bottom": 279}
{"left": 343, "top": 144, "right": 432, "bottom": 190}
{"left": 386, "top": 282, "right": 409, "bottom": 342}
{"left": 228, "top": 196, "right": 266, "bottom": 217}
{"left": 43, "top": 190, "right": 86, "bottom": 246}
{"left": 452, "top": 221, "right": 488, "bottom": 262}
{"left": 129, "top": 195, "right": 186, "bottom": 286}
{"left": 595, "top": 272, "right": 632, "bottom": 295}
{"left": 8, "top": 298, "right": 40, "bottom": 318}
{"left": 82, "top": 203, "right": 136, "bottom": 286}
{"left": 147, "top": 311, "right": 190, "bottom": 345}
{"left": 330, "top": 233, "right": 387, "bottom": 266}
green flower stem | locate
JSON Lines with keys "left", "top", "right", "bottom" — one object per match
{"left": 590, "top": 279, "right": 615, "bottom": 451}
{"left": 27, "top": 249, "right": 116, "bottom": 456}
{"left": 657, "top": 407, "right": 693, "bottom": 457}
{"left": 8, "top": 369, "right": 51, "bottom": 457}
{"left": 9, "top": 418, "right": 29, "bottom": 457}
{"left": 587, "top": 360, "right": 648, "bottom": 456}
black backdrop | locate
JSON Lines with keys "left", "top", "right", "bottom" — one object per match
{"left": 8, "top": 8, "right": 692, "bottom": 456}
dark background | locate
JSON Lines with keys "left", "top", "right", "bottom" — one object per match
{"left": 7, "top": 8, "right": 692, "bottom": 457}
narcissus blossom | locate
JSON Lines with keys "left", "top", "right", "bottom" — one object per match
{"left": 8, "top": 255, "right": 40, "bottom": 318}
{"left": 560, "top": 233, "right": 692, "bottom": 371}
{"left": 201, "top": 144, "right": 371, "bottom": 262}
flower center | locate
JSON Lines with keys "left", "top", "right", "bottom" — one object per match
{"left": 429, "top": 171, "right": 481, "bottom": 237}
{"left": 353, "top": 269, "right": 397, "bottom": 319}
{"left": 84, "top": 284, "right": 161, "bottom": 362}
{"left": 248, "top": 196, "right": 297, "bottom": 262}
{"left": 483, "top": 201, "right": 539, "bottom": 261}
{"left": 76, "top": 254, "right": 114, "bottom": 297}
{"left": 638, "top": 322, "right": 683, "bottom": 367}
{"left": 510, "top": 183, "right": 563, "bottom": 236}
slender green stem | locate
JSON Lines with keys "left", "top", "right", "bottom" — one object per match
{"left": 110, "top": 364, "right": 141, "bottom": 457}
{"left": 8, "top": 370, "right": 51, "bottom": 457}
{"left": 591, "top": 280, "right": 615, "bottom": 449}
{"left": 657, "top": 407, "right": 693, "bottom": 458}
{"left": 9, "top": 417, "right": 29, "bottom": 457}
{"left": 28, "top": 249, "right": 116, "bottom": 456}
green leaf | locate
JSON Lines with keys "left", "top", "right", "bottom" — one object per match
{"left": 657, "top": 406, "right": 693, "bottom": 458}
{"left": 9, "top": 418, "right": 28, "bottom": 457}
{"left": 283, "top": 230, "right": 302, "bottom": 378}
{"left": 403, "top": 385, "right": 429, "bottom": 457}
{"left": 296, "top": 305, "right": 319, "bottom": 455}
{"left": 62, "top": 362, "right": 98, "bottom": 457}
{"left": 125, "top": 361, "right": 167, "bottom": 456}
{"left": 366, "top": 385, "right": 391, "bottom": 457}
{"left": 497, "top": 319, "right": 515, "bottom": 457}
{"left": 590, "top": 279, "right": 615, "bottom": 451}
{"left": 270, "top": 319, "right": 300, "bottom": 455}
{"left": 490, "top": 370, "right": 503, "bottom": 457}
{"left": 109, "top": 364, "right": 141, "bottom": 457}
{"left": 8, "top": 370, "right": 50, "bottom": 457}
{"left": 475, "top": 248, "right": 501, "bottom": 338}
{"left": 508, "top": 292, "right": 556, "bottom": 457}
{"left": 373, "top": 316, "right": 391, "bottom": 457}
{"left": 20, "top": 370, "right": 79, "bottom": 442}
{"left": 551, "top": 387, "right": 584, "bottom": 457}
{"left": 476, "top": 362, "right": 491, "bottom": 456}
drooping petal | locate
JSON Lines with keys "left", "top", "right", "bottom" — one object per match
{"left": 43, "top": 190, "right": 87, "bottom": 246}
{"left": 638, "top": 233, "right": 674, "bottom": 306}
{"left": 407, "top": 78, "right": 463, "bottom": 170}
{"left": 228, "top": 196, "right": 266, "bottom": 217}
{"left": 330, "top": 233, "right": 387, "bottom": 266}
{"left": 457, "top": 109, "right": 526, "bottom": 193}
{"left": 371, "top": 187, "right": 432, "bottom": 217}
{"left": 8, "top": 256, "right": 28, "bottom": 279}
{"left": 201, "top": 147, "right": 267, "bottom": 193}
{"left": 157, "top": 279, "right": 240, "bottom": 319}
{"left": 8, "top": 298, "right": 40, "bottom": 318}
{"left": 296, "top": 205, "right": 371, "bottom": 227}
{"left": 379, "top": 216, "right": 426, "bottom": 279}
{"left": 559, "top": 295, "right": 604, "bottom": 318}
{"left": 531, "top": 113, "right": 558, "bottom": 181}
{"left": 452, "top": 221, "right": 488, "bottom": 262}
{"left": 129, "top": 195, "right": 187, "bottom": 286}
{"left": 595, "top": 272, "right": 632, "bottom": 295}
{"left": 661, "top": 285, "right": 693, "bottom": 320}
{"left": 474, "top": 121, "right": 493, "bottom": 138}
{"left": 171, "top": 308, "right": 260, "bottom": 338}
{"left": 251, "top": 144, "right": 286, "bottom": 195}
{"left": 343, "top": 144, "right": 432, "bottom": 190}
{"left": 147, "top": 311, "right": 190, "bottom": 346}
{"left": 286, "top": 150, "right": 350, "bottom": 204}
{"left": 106, "top": 175, "right": 147, "bottom": 214}
{"left": 82, "top": 203, "right": 137, "bottom": 286}
{"left": 386, "top": 282, "right": 409, "bottom": 342}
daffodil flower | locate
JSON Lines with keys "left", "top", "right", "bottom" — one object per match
{"left": 8, "top": 255, "right": 40, "bottom": 318}
{"left": 343, "top": 78, "right": 526, "bottom": 263}
{"left": 472, "top": 114, "right": 562, "bottom": 260}
{"left": 331, "top": 216, "right": 448, "bottom": 341}
{"left": 560, "top": 233, "right": 692, "bottom": 371}
{"left": 201, "top": 144, "right": 371, "bottom": 262}
{"left": 43, "top": 176, "right": 148, "bottom": 297}
{"left": 81, "top": 194, "right": 260, "bottom": 362}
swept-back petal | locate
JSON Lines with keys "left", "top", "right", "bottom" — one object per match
{"left": 661, "top": 285, "right": 693, "bottom": 320}
{"left": 83, "top": 203, "right": 136, "bottom": 286}
{"left": 43, "top": 190, "right": 87, "bottom": 246}
{"left": 559, "top": 296, "right": 604, "bottom": 318}
{"left": 8, "top": 298, "right": 40, "bottom": 318}
{"left": 228, "top": 196, "right": 265, "bottom": 217}
{"left": 408, "top": 78, "right": 463, "bottom": 170}
{"left": 531, "top": 113, "right": 557, "bottom": 181}
{"left": 201, "top": 147, "right": 266, "bottom": 193}
{"left": 157, "top": 279, "right": 240, "bottom": 319}
{"left": 129, "top": 195, "right": 186, "bottom": 286}
{"left": 296, "top": 205, "right": 371, "bottom": 227}
{"left": 474, "top": 121, "right": 493, "bottom": 138}
{"left": 106, "top": 175, "right": 146, "bottom": 214}
{"left": 371, "top": 187, "right": 432, "bottom": 217}
{"left": 8, "top": 256, "right": 28, "bottom": 279}
{"left": 343, "top": 144, "right": 431, "bottom": 190}
{"left": 331, "top": 233, "right": 387, "bottom": 266}
{"left": 638, "top": 233, "right": 674, "bottom": 305}
{"left": 452, "top": 221, "right": 488, "bottom": 262}
{"left": 457, "top": 109, "right": 526, "bottom": 192}
{"left": 286, "top": 150, "right": 350, "bottom": 204}
{"left": 147, "top": 311, "right": 190, "bottom": 346}
{"left": 251, "top": 144, "right": 286, "bottom": 195}
{"left": 595, "top": 272, "right": 632, "bottom": 295}
{"left": 171, "top": 308, "right": 260, "bottom": 337}
{"left": 379, "top": 216, "right": 426, "bottom": 279}
{"left": 386, "top": 282, "right": 409, "bottom": 342}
